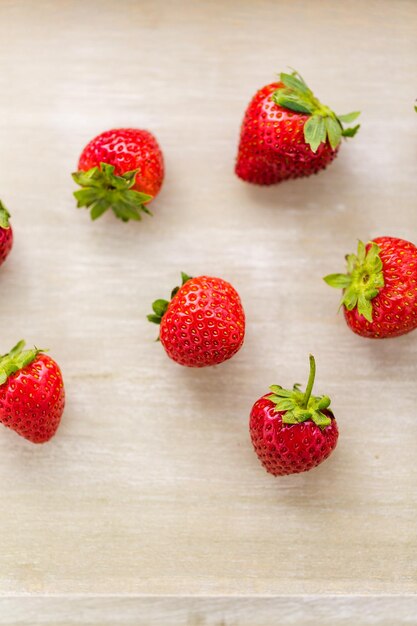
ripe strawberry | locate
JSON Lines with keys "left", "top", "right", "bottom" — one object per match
{"left": 148, "top": 272, "right": 245, "bottom": 367}
{"left": 324, "top": 237, "right": 417, "bottom": 338}
{"left": 250, "top": 355, "right": 338, "bottom": 476}
{"left": 0, "top": 341, "right": 65, "bottom": 443}
{"left": 72, "top": 128, "right": 164, "bottom": 221}
{"left": 236, "top": 71, "right": 360, "bottom": 185}
{"left": 0, "top": 201, "right": 13, "bottom": 267}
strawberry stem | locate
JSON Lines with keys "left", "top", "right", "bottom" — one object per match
{"left": 302, "top": 355, "right": 316, "bottom": 409}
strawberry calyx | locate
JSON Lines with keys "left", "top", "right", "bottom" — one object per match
{"left": 267, "top": 355, "right": 332, "bottom": 429}
{"left": 272, "top": 70, "right": 360, "bottom": 152}
{"left": 0, "top": 200, "right": 11, "bottom": 229}
{"left": 72, "top": 163, "right": 153, "bottom": 222}
{"left": 0, "top": 340, "right": 44, "bottom": 386}
{"left": 147, "top": 272, "right": 193, "bottom": 325}
{"left": 323, "top": 241, "right": 384, "bottom": 322}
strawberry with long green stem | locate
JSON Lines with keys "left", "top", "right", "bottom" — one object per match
{"left": 250, "top": 355, "right": 339, "bottom": 476}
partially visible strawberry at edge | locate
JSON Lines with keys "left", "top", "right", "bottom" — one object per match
{"left": 324, "top": 236, "right": 417, "bottom": 338}
{"left": 0, "top": 200, "right": 13, "bottom": 267}
{"left": 0, "top": 341, "right": 65, "bottom": 443}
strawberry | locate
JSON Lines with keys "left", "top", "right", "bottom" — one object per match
{"left": 0, "top": 341, "right": 65, "bottom": 443}
{"left": 72, "top": 128, "right": 164, "bottom": 221}
{"left": 235, "top": 71, "right": 360, "bottom": 185}
{"left": 0, "top": 201, "right": 13, "bottom": 267}
{"left": 250, "top": 355, "right": 338, "bottom": 476}
{"left": 148, "top": 272, "right": 245, "bottom": 367}
{"left": 324, "top": 237, "right": 417, "bottom": 338}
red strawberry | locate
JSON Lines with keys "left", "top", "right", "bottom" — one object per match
{"left": 0, "top": 201, "right": 13, "bottom": 266}
{"left": 324, "top": 237, "right": 417, "bottom": 338}
{"left": 148, "top": 272, "right": 245, "bottom": 367}
{"left": 236, "top": 71, "right": 360, "bottom": 185}
{"left": 250, "top": 355, "right": 338, "bottom": 476}
{"left": 72, "top": 128, "right": 164, "bottom": 221}
{"left": 0, "top": 341, "right": 65, "bottom": 443}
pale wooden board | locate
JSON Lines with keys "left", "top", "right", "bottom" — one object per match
{"left": 0, "top": 0, "right": 416, "bottom": 614}
{"left": 1, "top": 597, "right": 417, "bottom": 626}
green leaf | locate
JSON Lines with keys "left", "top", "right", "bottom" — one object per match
{"left": 111, "top": 200, "right": 141, "bottom": 222}
{"left": 272, "top": 92, "right": 314, "bottom": 115}
{"left": 280, "top": 72, "right": 310, "bottom": 95}
{"left": 269, "top": 385, "right": 293, "bottom": 397}
{"left": 282, "top": 411, "right": 299, "bottom": 425}
{"left": 357, "top": 293, "right": 373, "bottom": 322}
{"left": 366, "top": 242, "right": 379, "bottom": 264}
{"left": 90, "top": 200, "right": 110, "bottom": 220}
{"left": 323, "top": 273, "right": 352, "bottom": 289}
{"left": 6, "top": 340, "right": 26, "bottom": 359}
{"left": 121, "top": 169, "right": 139, "bottom": 184}
{"left": 337, "top": 111, "right": 360, "bottom": 123}
{"left": 147, "top": 314, "right": 161, "bottom": 324}
{"left": 313, "top": 411, "right": 331, "bottom": 427}
{"left": 275, "top": 398, "right": 297, "bottom": 411}
{"left": 342, "top": 286, "right": 359, "bottom": 310}
{"left": 0, "top": 200, "right": 11, "bottom": 229}
{"left": 304, "top": 115, "right": 326, "bottom": 152}
{"left": 152, "top": 299, "right": 169, "bottom": 317}
{"left": 341, "top": 124, "right": 360, "bottom": 138}
{"left": 357, "top": 240, "right": 366, "bottom": 263}
{"left": 318, "top": 396, "right": 331, "bottom": 410}
{"left": 181, "top": 272, "right": 193, "bottom": 285}
{"left": 324, "top": 116, "right": 342, "bottom": 150}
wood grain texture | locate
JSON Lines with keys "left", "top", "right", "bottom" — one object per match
{"left": 0, "top": 0, "right": 416, "bottom": 609}
{"left": 1, "top": 597, "right": 417, "bottom": 626}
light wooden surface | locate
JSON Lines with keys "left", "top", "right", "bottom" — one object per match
{"left": 1, "top": 597, "right": 417, "bottom": 626}
{"left": 0, "top": 0, "right": 416, "bottom": 622}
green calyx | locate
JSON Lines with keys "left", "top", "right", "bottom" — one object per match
{"left": 147, "top": 272, "right": 193, "bottom": 325}
{"left": 0, "top": 200, "right": 11, "bottom": 229}
{"left": 323, "top": 241, "right": 384, "bottom": 323}
{"left": 0, "top": 340, "right": 44, "bottom": 386}
{"left": 72, "top": 163, "right": 153, "bottom": 222}
{"left": 272, "top": 70, "right": 360, "bottom": 152}
{"left": 267, "top": 355, "right": 332, "bottom": 429}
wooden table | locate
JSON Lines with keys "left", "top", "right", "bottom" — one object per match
{"left": 0, "top": 0, "right": 416, "bottom": 623}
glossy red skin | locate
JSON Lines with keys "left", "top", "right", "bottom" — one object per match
{"left": 0, "top": 225, "right": 13, "bottom": 266}
{"left": 344, "top": 237, "right": 417, "bottom": 338}
{"left": 160, "top": 276, "right": 245, "bottom": 367}
{"left": 0, "top": 354, "right": 65, "bottom": 443}
{"left": 235, "top": 82, "right": 339, "bottom": 185}
{"left": 78, "top": 128, "right": 164, "bottom": 199}
{"left": 250, "top": 395, "right": 339, "bottom": 476}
